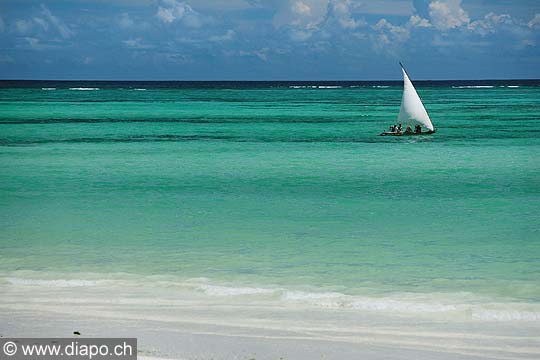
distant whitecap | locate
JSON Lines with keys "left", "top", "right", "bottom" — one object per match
{"left": 452, "top": 85, "right": 494, "bottom": 89}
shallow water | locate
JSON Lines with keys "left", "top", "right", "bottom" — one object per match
{"left": 0, "top": 80, "right": 539, "bottom": 318}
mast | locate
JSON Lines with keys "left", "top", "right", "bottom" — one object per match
{"left": 399, "top": 62, "right": 411, "bottom": 80}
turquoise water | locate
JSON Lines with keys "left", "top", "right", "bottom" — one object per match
{"left": 1, "top": 82, "right": 539, "bottom": 303}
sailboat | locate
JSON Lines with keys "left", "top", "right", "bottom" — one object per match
{"left": 380, "top": 63, "right": 436, "bottom": 136}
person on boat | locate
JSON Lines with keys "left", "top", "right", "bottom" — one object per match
{"left": 382, "top": 125, "right": 394, "bottom": 135}
{"left": 405, "top": 125, "right": 413, "bottom": 134}
{"left": 397, "top": 124, "right": 403, "bottom": 133}
{"left": 415, "top": 125, "right": 422, "bottom": 134}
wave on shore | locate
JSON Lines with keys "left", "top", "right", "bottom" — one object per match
{"left": 3, "top": 273, "right": 540, "bottom": 322}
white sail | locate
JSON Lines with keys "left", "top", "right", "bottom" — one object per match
{"left": 397, "top": 65, "right": 434, "bottom": 131}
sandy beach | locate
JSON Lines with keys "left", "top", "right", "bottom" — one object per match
{"left": 2, "top": 273, "right": 539, "bottom": 360}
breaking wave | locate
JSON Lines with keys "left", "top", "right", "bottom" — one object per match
{"left": 187, "top": 281, "right": 540, "bottom": 321}
{"left": 289, "top": 85, "right": 342, "bottom": 89}
{"left": 452, "top": 85, "right": 494, "bottom": 89}
{"left": 6, "top": 277, "right": 98, "bottom": 287}
{"left": 4, "top": 274, "right": 540, "bottom": 321}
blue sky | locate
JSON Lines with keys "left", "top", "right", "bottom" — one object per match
{"left": 0, "top": 0, "right": 539, "bottom": 80}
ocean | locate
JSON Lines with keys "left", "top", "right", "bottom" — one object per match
{"left": 1, "top": 80, "right": 539, "bottom": 323}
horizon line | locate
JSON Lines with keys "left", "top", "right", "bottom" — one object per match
{"left": 1, "top": 78, "right": 539, "bottom": 82}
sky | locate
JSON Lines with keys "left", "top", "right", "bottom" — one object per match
{"left": 0, "top": 0, "right": 539, "bottom": 80}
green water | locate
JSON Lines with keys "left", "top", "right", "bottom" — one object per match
{"left": 0, "top": 82, "right": 539, "bottom": 302}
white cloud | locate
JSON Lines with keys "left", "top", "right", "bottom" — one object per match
{"left": 158, "top": 52, "right": 192, "bottom": 64}
{"left": 292, "top": 1, "right": 312, "bottom": 16}
{"left": 123, "top": 38, "right": 153, "bottom": 49}
{"left": 373, "top": 18, "right": 410, "bottom": 45}
{"left": 528, "top": 14, "right": 540, "bottom": 30}
{"left": 82, "top": 56, "right": 94, "bottom": 65}
{"left": 33, "top": 17, "right": 49, "bottom": 30}
{"left": 273, "top": 0, "right": 365, "bottom": 41}
{"left": 370, "top": 14, "right": 432, "bottom": 50}
{"left": 25, "top": 37, "right": 40, "bottom": 48}
{"left": 209, "top": 29, "right": 235, "bottom": 42}
{"left": 520, "top": 39, "right": 534, "bottom": 47}
{"left": 182, "top": 13, "right": 203, "bottom": 28}
{"left": 156, "top": 0, "right": 202, "bottom": 28}
{"left": 409, "top": 15, "right": 431, "bottom": 28}
{"left": 40, "top": 4, "right": 73, "bottom": 38}
{"left": 468, "top": 12, "right": 512, "bottom": 36}
{"left": 21, "top": 37, "right": 59, "bottom": 50}
{"left": 273, "top": 0, "right": 327, "bottom": 29}
{"left": 330, "top": 0, "right": 365, "bottom": 30}
{"left": 14, "top": 6, "right": 72, "bottom": 39}
{"left": 119, "top": 13, "right": 134, "bottom": 28}
{"left": 15, "top": 19, "right": 33, "bottom": 34}
{"left": 352, "top": 0, "right": 414, "bottom": 16}
{"left": 290, "top": 29, "right": 313, "bottom": 41}
{"left": 428, "top": 0, "right": 469, "bottom": 31}
{"left": 236, "top": 47, "right": 271, "bottom": 61}
{"left": 157, "top": 6, "right": 180, "bottom": 23}
{"left": 191, "top": 0, "right": 259, "bottom": 11}
{"left": 272, "top": 0, "right": 327, "bottom": 41}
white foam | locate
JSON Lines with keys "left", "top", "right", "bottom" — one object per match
{"left": 349, "top": 298, "right": 458, "bottom": 313}
{"left": 197, "top": 284, "right": 277, "bottom": 296}
{"left": 289, "top": 85, "right": 319, "bottom": 89}
{"left": 289, "top": 85, "right": 342, "bottom": 89}
{"left": 372, "top": 85, "right": 390, "bottom": 88}
{"left": 452, "top": 85, "right": 494, "bottom": 89}
{"left": 281, "top": 291, "right": 458, "bottom": 313}
{"left": 181, "top": 282, "right": 540, "bottom": 321}
{"left": 282, "top": 291, "right": 346, "bottom": 308}
{"left": 69, "top": 87, "right": 100, "bottom": 91}
{"left": 41, "top": 87, "right": 56, "bottom": 90}
{"left": 134, "top": 88, "right": 147, "bottom": 91}
{"left": 5, "top": 274, "right": 539, "bottom": 322}
{"left": 6, "top": 277, "right": 97, "bottom": 287}
{"left": 506, "top": 85, "right": 520, "bottom": 88}
{"left": 472, "top": 309, "right": 540, "bottom": 321}
{"left": 282, "top": 291, "right": 344, "bottom": 300}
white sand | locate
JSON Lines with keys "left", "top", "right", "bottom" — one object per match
{"left": 1, "top": 275, "right": 539, "bottom": 360}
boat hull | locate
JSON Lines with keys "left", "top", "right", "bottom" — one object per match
{"left": 380, "top": 130, "right": 436, "bottom": 136}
